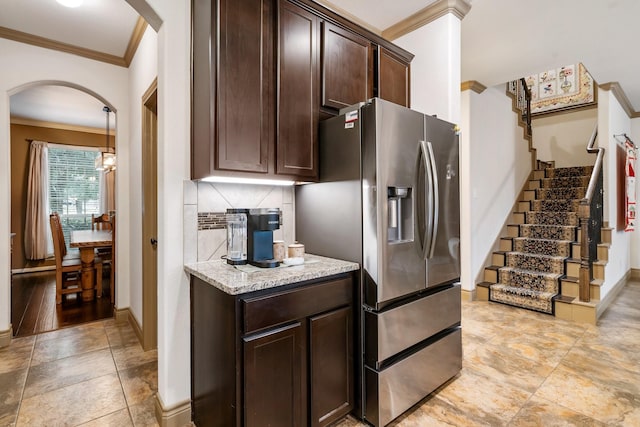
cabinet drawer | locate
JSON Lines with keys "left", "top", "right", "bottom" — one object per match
{"left": 243, "top": 275, "right": 353, "bottom": 334}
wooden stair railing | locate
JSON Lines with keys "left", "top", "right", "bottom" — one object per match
{"left": 507, "top": 78, "right": 532, "bottom": 137}
{"left": 578, "top": 124, "right": 604, "bottom": 302}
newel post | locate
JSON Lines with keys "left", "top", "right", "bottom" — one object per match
{"left": 578, "top": 200, "right": 591, "bottom": 302}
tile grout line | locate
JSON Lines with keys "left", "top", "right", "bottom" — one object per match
{"left": 13, "top": 331, "right": 38, "bottom": 426}
{"left": 104, "top": 318, "right": 137, "bottom": 426}
{"left": 505, "top": 320, "right": 593, "bottom": 425}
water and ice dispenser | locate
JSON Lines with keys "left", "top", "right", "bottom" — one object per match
{"left": 387, "top": 186, "right": 414, "bottom": 243}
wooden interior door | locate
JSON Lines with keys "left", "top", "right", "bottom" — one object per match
{"left": 142, "top": 79, "right": 158, "bottom": 350}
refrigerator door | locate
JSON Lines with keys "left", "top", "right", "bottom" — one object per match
{"left": 362, "top": 99, "right": 427, "bottom": 308}
{"left": 423, "top": 115, "right": 460, "bottom": 288}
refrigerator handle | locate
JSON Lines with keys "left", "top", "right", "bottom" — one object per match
{"left": 418, "top": 141, "right": 434, "bottom": 259}
{"left": 426, "top": 141, "right": 439, "bottom": 259}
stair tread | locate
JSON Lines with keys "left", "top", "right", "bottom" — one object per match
{"left": 490, "top": 283, "right": 556, "bottom": 298}
{"left": 506, "top": 251, "right": 567, "bottom": 261}
{"left": 499, "top": 266, "right": 564, "bottom": 279}
{"left": 514, "top": 237, "right": 573, "bottom": 243}
{"left": 520, "top": 223, "right": 576, "bottom": 228}
{"left": 553, "top": 294, "right": 575, "bottom": 303}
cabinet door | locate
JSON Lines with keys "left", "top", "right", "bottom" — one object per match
{"left": 244, "top": 321, "right": 307, "bottom": 427}
{"left": 378, "top": 46, "right": 410, "bottom": 108}
{"left": 309, "top": 306, "right": 353, "bottom": 427}
{"left": 217, "top": 0, "right": 274, "bottom": 173}
{"left": 321, "top": 22, "right": 373, "bottom": 111}
{"left": 277, "top": 0, "right": 319, "bottom": 179}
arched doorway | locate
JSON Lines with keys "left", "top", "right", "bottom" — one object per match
{"left": 9, "top": 82, "right": 118, "bottom": 336}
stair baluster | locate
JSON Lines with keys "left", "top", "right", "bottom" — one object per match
{"left": 507, "top": 78, "right": 532, "bottom": 137}
{"left": 578, "top": 125, "right": 604, "bottom": 302}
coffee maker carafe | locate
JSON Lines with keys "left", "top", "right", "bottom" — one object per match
{"left": 225, "top": 209, "right": 248, "bottom": 265}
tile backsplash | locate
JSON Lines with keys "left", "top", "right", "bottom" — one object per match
{"left": 184, "top": 180, "right": 295, "bottom": 263}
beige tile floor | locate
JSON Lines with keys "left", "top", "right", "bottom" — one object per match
{"left": 1, "top": 279, "right": 638, "bottom": 426}
{"left": 0, "top": 318, "right": 158, "bottom": 426}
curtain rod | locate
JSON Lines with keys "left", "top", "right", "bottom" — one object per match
{"left": 613, "top": 133, "right": 638, "bottom": 150}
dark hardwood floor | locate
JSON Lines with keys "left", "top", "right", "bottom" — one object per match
{"left": 11, "top": 271, "right": 114, "bottom": 338}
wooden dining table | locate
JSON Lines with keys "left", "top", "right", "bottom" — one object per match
{"left": 70, "top": 229, "right": 112, "bottom": 302}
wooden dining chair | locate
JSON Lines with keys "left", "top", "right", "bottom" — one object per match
{"left": 51, "top": 212, "right": 79, "bottom": 260}
{"left": 50, "top": 213, "right": 103, "bottom": 303}
{"left": 92, "top": 213, "right": 113, "bottom": 258}
{"left": 91, "top": 213, "right": 112, "bottom": 231}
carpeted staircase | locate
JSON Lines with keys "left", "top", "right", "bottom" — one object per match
{"left": 482, "top": 165, "right": 594, "bottom": 314}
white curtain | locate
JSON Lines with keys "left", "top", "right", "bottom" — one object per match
{"left": 24, "top": 140, "right": 51, "bottom": 260}
{"left": 99, "top": 169, "right": 116, "bottom": 214}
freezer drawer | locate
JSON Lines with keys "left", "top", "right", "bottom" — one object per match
{"left": 365, "top": 284, "right": 460, "bottom": 367}
{"left": 364, "top": 328, "right": 461, "bottom": 427}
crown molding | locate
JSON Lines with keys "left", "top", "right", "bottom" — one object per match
{"left": 10, "top": 116, "right": 114, "bottom": 135}
{"left": 382, "top": 0, "right": 472, "bottom": 41}
{"left": 599, "top": 82, "right": 640, "bottom": 118}
{"left": 125, "top": 0, "right": 162, "bottom": 32}
{"left": 124, "top": 17, "right": 148, "bottom": 67}
{"left": 0, "top": 16, "right": 149, "bottom": 69}
{"left": 461, "top": 80, "right": 487, "bottom": 94}
{"left": 0, "top": 26, "right": 127, "bottom": 67}
{"left": 312, "top": 0, "right": 383, "bottom": 35}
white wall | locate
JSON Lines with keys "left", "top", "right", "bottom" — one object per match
{"left": 0, "top": 38, "right": 130, "bottom": 335}
{"left": 144, "top": 0, "right": 191, "bottom": 411}
{"left": 599, "top": 88, "right": 632, "bottom": 297}
{"left": 460, "top": 84, "right": 532, "bottom": 290}
{"left": 394, "top": 14, "right": 461, "bottom": 124}
{"left": 632, "top": 117, "right": 640, "bottom": 269}
{"left": 532, "top": 108, "right": 598, "bottom": 167}
{"left": 127, "top": 27, "right": 158, "bottom": 328}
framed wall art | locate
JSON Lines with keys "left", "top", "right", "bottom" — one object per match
{"left": 524, "top": 63, "right": 597, "bottom": 115}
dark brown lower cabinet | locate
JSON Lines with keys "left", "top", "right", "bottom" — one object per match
{"left": 244, "top": 322, "right": 307, "bottom": 426}
{"left": 191, "top": 273, "right": 355, "bottom": 427}
{"left": 310, "top": 306, "right": 353, "bottom": 427}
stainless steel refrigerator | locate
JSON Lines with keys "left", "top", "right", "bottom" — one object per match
{"left": 295, "top": 98, "right": 461, "bottom": 427}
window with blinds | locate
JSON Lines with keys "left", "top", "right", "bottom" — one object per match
{"left": 48, "top": 146, "right": 102, "bottom": 249}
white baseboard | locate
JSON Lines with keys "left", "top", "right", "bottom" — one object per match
{"left": 154, "top": 394, "right": 191, "bottom": 427}
{"left": 597, "top": 271, "right": 630, "bottom": 319}
{"left": 0, "top": 325, "right": 13, "bottom": 348}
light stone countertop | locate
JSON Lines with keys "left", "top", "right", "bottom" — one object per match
{"left": 185, "top": 254, "right": 359, "bottom": 295}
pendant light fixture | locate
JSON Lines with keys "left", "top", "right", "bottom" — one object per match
{"left": 95, "top": 106, "right": 116, "bottom": 171}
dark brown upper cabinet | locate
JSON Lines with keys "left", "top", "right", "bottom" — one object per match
{"left": 216, "top": 0, "right": 274, "bottom": 173}
{"left": 191, "top": 0, "right": 413, "bottom": 181}
{"left": 277, "top": 0, "right": 319, "bottom": 179}
{"left": 377, "top": 46, "right": 411, "bottom": 108}
{"left": 321, "top": 22, "right": 373, "bottom": 112}
{"left": 191, "top": 0, "right": 276, "bottom": 179}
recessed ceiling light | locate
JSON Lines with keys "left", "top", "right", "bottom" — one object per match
{"left": 56, "top": 0, "right": 83, "bottom": 8}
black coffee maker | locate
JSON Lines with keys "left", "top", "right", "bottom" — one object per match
{"left": 246, "top": 208, "right": 281, "bottom": 268}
